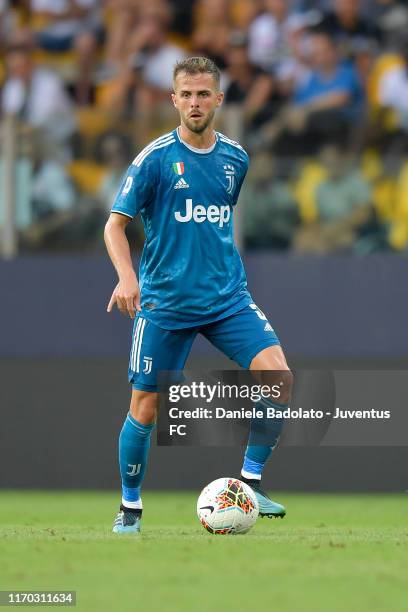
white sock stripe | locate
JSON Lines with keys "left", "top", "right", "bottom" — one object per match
{"left": 135, "top": 139, "right": 175, "bottom": 167}
{"left": 136, "top": 319, "right": 146, "bottom": 372}
{"left": 241, "top": 469, "right": 262, "bottom": 480}
{"left": 121, "top": 497, "right": 143, "bottom": 510}
{"left": 132, "top": 133, "right": 174, "bottom": 165}
{"left": 130, "top": 318, "right": 142, "bottom": 372}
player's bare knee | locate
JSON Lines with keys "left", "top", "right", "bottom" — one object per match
{"left": 266, "top": 368, "right": 293, "bottom": 404}
{"left": 276, "top": 369, "right": 293, "bottom": 404}
{"left": 255, "top": 368, "right": 293, "bottom": 404}
{"left": 130, "top": 390, "right": 158, "bottom": 424}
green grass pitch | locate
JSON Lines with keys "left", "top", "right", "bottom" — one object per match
{"left": 0, "top": 491, "right": 407, "bottom": 611}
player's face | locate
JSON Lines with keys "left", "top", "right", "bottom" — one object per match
{"left": 172, "top": 72, "right": 224, "bottom": 134}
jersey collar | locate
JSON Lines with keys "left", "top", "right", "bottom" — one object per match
{"left": 175, "top": 127, "right": 218, "bottom": 154}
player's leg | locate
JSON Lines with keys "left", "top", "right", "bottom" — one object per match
{"left": 242, "top": 345, "right": 291, "bottom": 482}
{"left": 242, "top": 344, "right": 292, "bottom": 517}
{"left": 202, "top": 303, "right": 292, "bottom": 517}
{"left": 113, "top": 316, "right": 196, "bottom": 534}
{"left": 114, "top": 390, "right": 158, "bottom": 534}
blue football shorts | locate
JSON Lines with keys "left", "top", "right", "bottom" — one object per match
{"left": 128, "top": 303, "right": 280, "bottom": 392}
{"left": 128, "top": 304, "right": 280, "bottom": 392}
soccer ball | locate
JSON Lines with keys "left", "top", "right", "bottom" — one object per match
{"left": 197, "top": 477, "right": 259, "bottom": 535}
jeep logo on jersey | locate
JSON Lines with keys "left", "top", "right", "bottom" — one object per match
{"left": 174, "top": 199, "right": 231, "bottom": 228}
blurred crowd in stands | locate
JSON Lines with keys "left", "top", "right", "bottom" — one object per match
{"left": 1, "top": 0, "right": 408, "bottom": 253}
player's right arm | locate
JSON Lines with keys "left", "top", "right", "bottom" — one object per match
{"left": 104, "top": 212, "right": 140, "bottom": 319}
{"left": 104, "top": 149, "right": 158, "bottom": 318}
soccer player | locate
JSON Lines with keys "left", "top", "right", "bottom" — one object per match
{"left": 104, "top": 57, "right": 293, "bottom": 534}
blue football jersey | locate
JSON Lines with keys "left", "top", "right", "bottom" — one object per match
{"left": 111, "top": 128, "right": 253, "bottom": 329}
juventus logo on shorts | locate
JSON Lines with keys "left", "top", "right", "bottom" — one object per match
{"left": 143, "top": 356, "right": 153, "bottom": 374}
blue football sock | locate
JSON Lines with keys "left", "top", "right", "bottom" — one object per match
{"left": 119, "top": 412, "right": 155, "bottom": 509}
{"left": 241, "top": 398, "right": 286, "bottom": 481}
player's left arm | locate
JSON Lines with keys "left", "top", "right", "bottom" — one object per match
{"left": 232, "top": 153, "right": 250, "bottom": 207}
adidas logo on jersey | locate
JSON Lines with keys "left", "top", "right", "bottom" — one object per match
{"left": 174, "top": 178, "right": 189, "bottom": 189}
{"left": 174, "top": 199, "right": 231, "bottom": 228}
{"left": 264, "top": 322, "right": 274, "bottom": 332}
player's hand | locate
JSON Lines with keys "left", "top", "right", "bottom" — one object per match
{"left": 107, "top": 272, "right": 141, "bottom": 319}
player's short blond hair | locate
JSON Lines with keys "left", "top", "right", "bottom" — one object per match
{"left": 173, "top": 57, "right": 220, "bottom": 90}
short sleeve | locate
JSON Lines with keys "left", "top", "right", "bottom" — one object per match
{"left": 233, "top": 154, "right": 249, "bottom": 206}
{"left": 111, "top": 156, "right": 158, "bottom": 218}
